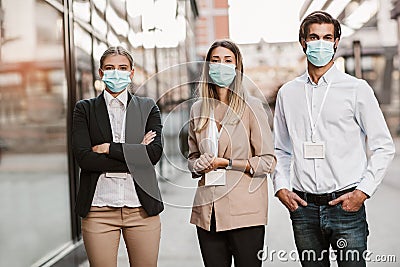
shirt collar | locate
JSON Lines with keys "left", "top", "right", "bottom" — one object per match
{"left": 104, "top": 89, "right": 128, "bottom": 109}
{"left": 305, "top": 63, "right": 338, "bottom": 86}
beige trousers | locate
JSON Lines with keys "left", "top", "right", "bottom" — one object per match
{"left": 82, "top": 206, "right": 161, "bottom": 267}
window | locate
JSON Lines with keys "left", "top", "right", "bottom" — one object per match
{"left": 0, "top": 1, "right": 71, "bottom": 266}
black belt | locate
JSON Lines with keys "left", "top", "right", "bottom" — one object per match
{"left": 293, "top": 187, "right": 356, "bottom": 206}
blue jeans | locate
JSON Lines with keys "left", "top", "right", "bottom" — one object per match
{"left": 290, "top": 203, "right": 369, "bottom": 267}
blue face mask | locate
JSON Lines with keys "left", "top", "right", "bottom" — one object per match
{"left": 208, "top": 63, "right": 236, "bottom": 88}
{"left": 101, "top": 69, "right": 131, "bottom": 93}
{"left": 306, "top": 40, "right": 335, "bottom": 67}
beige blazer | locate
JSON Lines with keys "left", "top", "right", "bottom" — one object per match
{"left": 188, "top": 96, "right": 276, "bottom": 231}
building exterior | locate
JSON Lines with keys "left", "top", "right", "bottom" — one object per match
{"left": 238, "top": 41, "right": 305, "bottom": 105}
{"left": 0, "top": 0, "right": 198, "bottom": 266}
{"left": 195, "top": 0, "right": 229, "bottom": 56}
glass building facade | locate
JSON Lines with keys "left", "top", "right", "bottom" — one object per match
{"left": 0, "top": 0, "right": 198, "bottom": 266}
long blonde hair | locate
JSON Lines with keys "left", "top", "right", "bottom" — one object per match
{"left": 194, "top": 39, "right": 248, "bottom": 132}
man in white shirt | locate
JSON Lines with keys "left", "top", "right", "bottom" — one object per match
{"left": 273, "top": 11, "right": 395, "bottom": 267}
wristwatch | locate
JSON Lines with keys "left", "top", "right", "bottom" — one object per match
{"left": 226, "top": 158, "right": 233, "bottom": 170}
{"left": 249, "top": 167, "right": 254, "bottom": 175}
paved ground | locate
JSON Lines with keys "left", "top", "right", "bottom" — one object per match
{"left": 80, "top": 138, "right": 400, "bottom": 267}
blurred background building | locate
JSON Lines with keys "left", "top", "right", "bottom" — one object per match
{"left": 195, "top": 0, "right": 229, "bottom": 55}
{"left": 0, "top": 0, "right": 399, "bottom": 266}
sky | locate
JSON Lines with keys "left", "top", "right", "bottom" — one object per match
{"left": 131, "top": 0, "right": 382, "bottom": 46}
{"left": 229, "top": 0, "right": 304, "bottom": 43}
{"left": 96, "top": 0, "right": 306, "bottom": 48}
{"left": 133, "top": 0, "right": 304, "bottom": 47}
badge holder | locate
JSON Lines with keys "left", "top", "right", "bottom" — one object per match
{"left": 303, "top": 141, "right": 325, "bottom": 159}
{"left": 106, "top": 172, "right": 128, "bottom": 179}
{"left": 205, "top": 169, "right": 226, "bottom": 186}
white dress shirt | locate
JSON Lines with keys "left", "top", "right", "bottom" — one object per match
{"left": 273, "top": 64, "right": 395, "bottom": 196}
{"left": 92, "top": 89, "right": 141, "bottom": 207}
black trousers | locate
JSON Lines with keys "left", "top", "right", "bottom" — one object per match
{"left": 196, "top": 210, "right": 265, "bottom": 267}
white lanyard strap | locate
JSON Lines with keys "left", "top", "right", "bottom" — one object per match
{"left": 304, "top": 82, "right": 331, "bottom": 142}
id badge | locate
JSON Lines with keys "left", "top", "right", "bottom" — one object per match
{"left": 303, "top": 142, "right": 325, "bottom": 159}
{"left": 105, "top": 172, "right": 128, "bottom": 179}
{"left": 205, "top": 169, "right": 226, "bottom": 186}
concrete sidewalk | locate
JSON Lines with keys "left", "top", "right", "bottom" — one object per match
{"left": 80, "top": 138, "right": 400, "bottom": 267}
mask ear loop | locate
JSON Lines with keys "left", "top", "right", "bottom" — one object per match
{"left": 302, "top": 38, "right": 307, "bottom": 54}
{"left": 333, "top": 38, "right": 339, "bottom": 53}
{"left": 99, "top": 68, "right": 106, "bottom": 78}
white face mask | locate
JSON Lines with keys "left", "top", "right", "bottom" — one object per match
{"left": 208, "top": 63, "right": 236, "bottom": 88}
{"left": 101, "top": 69, "right": 131, "bottom": 93}
{"left": 306, "top": 40, "right": 335, "bottom": 67}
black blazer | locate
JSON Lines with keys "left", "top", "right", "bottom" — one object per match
{"left": 72, "top": 91, "right": 164, "bottom": 218}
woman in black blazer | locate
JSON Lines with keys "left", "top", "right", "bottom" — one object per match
{"left": 72, "top": 46, "right": 163, "bottom": 267}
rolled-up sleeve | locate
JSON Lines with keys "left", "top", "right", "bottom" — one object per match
{"left": 247, "top": 99, "right": 276, "bottom": 178}
{"left": 187, "top": 107, "right": 201, "bottom": 178}
{"left": 272, "top": 91, "right": 292, "bottom": 194}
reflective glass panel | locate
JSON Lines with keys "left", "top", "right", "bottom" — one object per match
{"left": 0, "top": 0, "right": 71, "bottom": 266}
{"left": 74, "top": 24, "right": 95, "bottom": 100}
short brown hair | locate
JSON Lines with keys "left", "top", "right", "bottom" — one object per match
{"left": 100, "top": 46, "right": 134, "bottom": 69}
{"left": 299, "top": 11, "right": 341, "bottom": 42}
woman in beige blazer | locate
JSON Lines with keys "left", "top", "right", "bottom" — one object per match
{"left": 188, "top": 39, "right": 276, "bottom": 267}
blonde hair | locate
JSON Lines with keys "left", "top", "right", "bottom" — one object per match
{"left": 194, "top": 39, "right": 248, "bottom": 132}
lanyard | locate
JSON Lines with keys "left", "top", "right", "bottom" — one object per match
{"left": 304, "top": 82, "right": 331, "bottom": 142}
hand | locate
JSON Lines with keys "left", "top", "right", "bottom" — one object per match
{"left": 329, "top": 189, "right": 367, "bottom": 212}
{"left": 141, "top": 130, "right": 156, "bottom": 145}
{"left": 210, "top": 157, "right": 229, "bottom": 170}
{"left": 276, "top": 188, "right": 308, "bottom": 212}
{"left": 193, "top": 153, "right": 215, "bottom": 173}
{"left": 92, "top": 143, "right": 110, "bottom": 154}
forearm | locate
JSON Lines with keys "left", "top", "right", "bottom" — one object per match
{"left": 144, "top": 105, "right": 163, "bottom": 165}
{"left": 272, "top": 150, "right": 292, "bottom": 195}
{"left": 72, "top": 102, "right": 129, "bottom": 172}
{"left": 108, "top": 142, "right": 125, "bottom": 162}
{"left": 75, "top": 149, "right": 129, "bottom": 172}
{"left": 145, "top": 143, "right": 163, "bottom": 165}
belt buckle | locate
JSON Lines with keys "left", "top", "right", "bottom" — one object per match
{"left": 314, "top": 195, "right": 330, "bottom": 206}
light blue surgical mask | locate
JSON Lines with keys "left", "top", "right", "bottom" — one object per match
{"left": 306, "top": 40, "right": 335, "bottom": 67}
{"left": 101, "top": 69, "right": 131, "bottom": 93}
{"left": 208, "top": 63, "right": 236, "bottom": 88}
